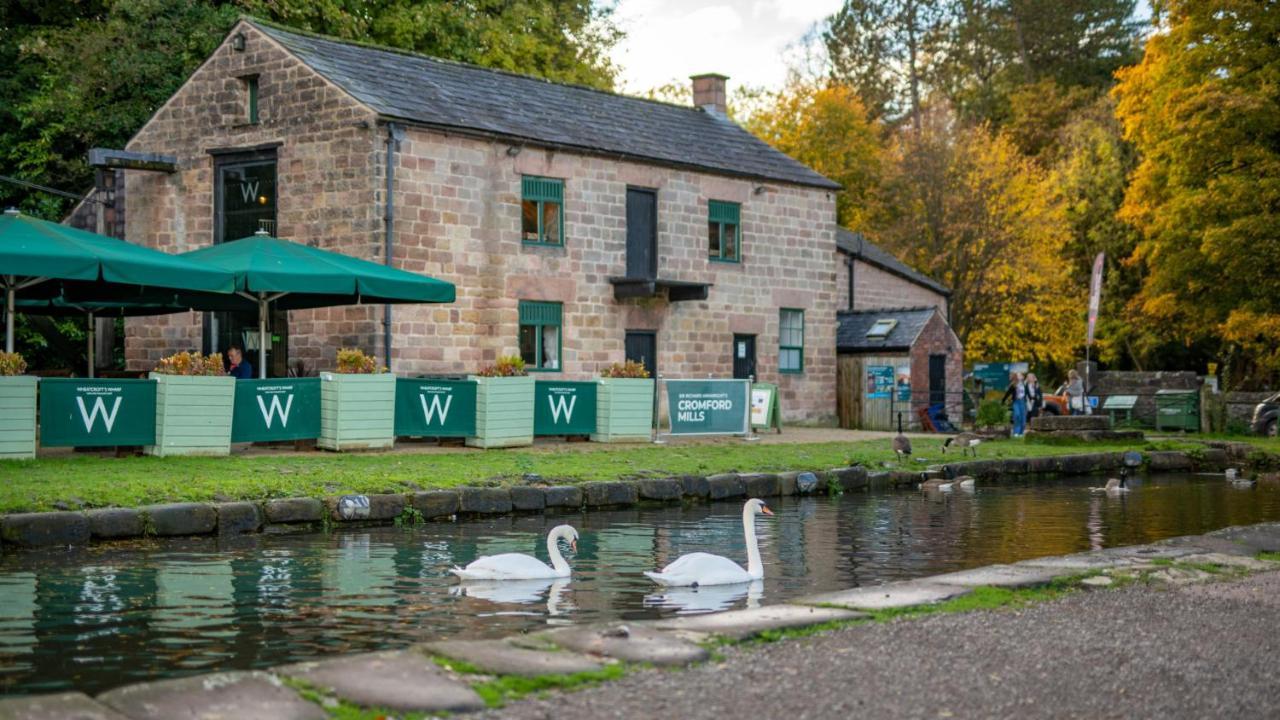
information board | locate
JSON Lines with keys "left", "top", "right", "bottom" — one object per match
{"left": 750, "top": 383, "right": 781, "bottom": 431}
{"left": 394, "top": 378, "right": 477, "bottom": 437}
{"left": 231, "top": 378, "right": 320, "bottom": 442}
{"left": 867, "top": 365, "right": 894, "bottom": 399}
{"left": 534, "top": 380, "right": 597, "bottom": 435}
{"left": 666, "top": 379, "right": 750, "bottom": 435}
{"left": 39, "top": 378, "right": 157, "bottom": 447}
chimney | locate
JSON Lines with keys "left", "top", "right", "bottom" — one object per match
{"left": 690, "top": 73, "right": 729, "bottom": 115}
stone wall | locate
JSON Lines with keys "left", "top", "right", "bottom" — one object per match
{"left": 838, "top": 256, "right": 948, "bottom": 316}
{"left": 1087, "top": 370, "right": 1200, "bottom": 425}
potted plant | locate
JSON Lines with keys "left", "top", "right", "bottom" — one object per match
{"left": 318, "top": 348, "right": 396, "bottom": 451}
{"left": 0, "top": 352, "right": 37, "bottom": 460}
{"left": 467, "top": 355, "right": 534, "bottom": 449}
{"left": 592, "top": 360, "right": 654, "bottom": 443}
{"left": 148, "top": 351, "right": 235, "bottom": 457}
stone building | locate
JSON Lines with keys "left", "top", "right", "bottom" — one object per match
{"left": 113, "top": 18, "right": 841, "bottom": 422}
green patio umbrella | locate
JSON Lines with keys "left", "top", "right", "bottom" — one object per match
{"left": 0, "top": 208, "right": 236, "bottom": 353}
{"left": 180, "top": 231, "right": 456, "bottom": 378}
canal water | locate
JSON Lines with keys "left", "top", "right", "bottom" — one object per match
{"left": 1, "top": 472, "right": 1277, "bottom": 696}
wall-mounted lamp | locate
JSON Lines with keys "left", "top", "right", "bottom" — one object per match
{"left": 232, "top": 33, "right": 246, "bottom": 52}
{"left": 506, "top": 145, "right": 522, "bottom": 157}
{"left": 753, "top": 185, "right": 768, "bottom": 196}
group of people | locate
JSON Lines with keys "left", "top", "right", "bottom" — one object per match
{"left": 1002, "top": 369, "right": 1087, "bottom": 437}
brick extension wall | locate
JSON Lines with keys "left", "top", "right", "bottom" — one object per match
{"left": 837, "top": 255, "right": 948, "bottom": 317}
{"left": 118, "top": 21, "right": 839, "bottom": 422}
{"left": 908, "top": 312, "right": 964, "bottom": 424}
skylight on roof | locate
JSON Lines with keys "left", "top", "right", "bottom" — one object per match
{"left": 866, "top": 319, "right": 898, "bottom": 339}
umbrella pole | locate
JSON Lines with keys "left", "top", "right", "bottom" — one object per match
{"left": 258, "top": 294, "right": 267, "bottom": 379}
{"left": 87, "top": 311, "right": 96, "bottom": 379}
{"left": 4, "top": 284, "right": 13, "bottom": 353}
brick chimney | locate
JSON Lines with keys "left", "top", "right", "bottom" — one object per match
{"left": 690, "top": 73, "right": 729, "bottom": 115}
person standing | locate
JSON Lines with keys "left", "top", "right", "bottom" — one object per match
{"left": 1065, "top": 369, "right": 1086, "bottom": 415}
{"left": 1025, "top": 373, "right": 1045, "bottom": 423}
{"left": 1003, "top": 372, "right": 1028, "bottom": 437}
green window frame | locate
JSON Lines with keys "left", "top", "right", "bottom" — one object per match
{"left": 519, "top": 301, "right": 563, "bottom": 372}
{"left": 779, "top": 308, "right": 804, "bottom": 374}
{"left": 244, "top": 75, "right": 259, "bottom": 124}
{"left": 708, "top": 200, "right": 741, "bottom": 262}
{"left": 521, "top": 176, "right": 564, "bottom": 246}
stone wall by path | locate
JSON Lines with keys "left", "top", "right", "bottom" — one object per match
{"left": 3, "top": 444, "right": 1268, "bottom": 550}
{"left": 1087, "top": 370, "right": 1200, "bottom": 425}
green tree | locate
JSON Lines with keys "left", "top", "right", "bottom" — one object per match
{"left": 1113, "top": 0, "right": 1280, "bottom": 383}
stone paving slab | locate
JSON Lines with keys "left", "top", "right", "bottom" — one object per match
{"left": 426, "top": 639, "right": 604, "bottom": 677}
{"left": 97, "top": 671, "right": 324, "bottom": 720}
{"left": 277, "top": 650, "right": 484, "bottom": 714}
{"left": 794, "top": 580, "right": 970, "bottom": 611}
{"left": 142, "top": 503, "right": 216, "bottom": 537}
{"left": 0, "top": 691, "right": 131, "bottom": 720}
{"left": 535, "top": 625, "right": 709, "bottom": 667}
{"left": 86, "top": 508, "right": 143, "bottom": 540}
{"left": 1015, "top": 551, "right": 1150, "bottom": 571}
{"left": 0, "top": 512, "right": 90, "bottom": 547}
{"left": 263, "top": 497, "right": 324, "bottom": 524}
{"left": 647, "top": 604, "right": 864, "bottom": 640}
{"left": 928, "top": 564, "right": 1064, "bottom": 589}
{"left": 1204, "top": 522, "right": 1280, "bottom": 554}
{"left": 1180, "top": 553, "right": 1277, "bottom": 571}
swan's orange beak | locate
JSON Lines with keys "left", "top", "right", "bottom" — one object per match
{"left": 570, "top": 539, "right": 578, "bottom": 552}
{"left": 761, "top": 506, "right": 774, "bottom": 515}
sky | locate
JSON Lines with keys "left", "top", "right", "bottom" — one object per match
{"left": 609, "top": 0, "right": 845, "bottom": 93}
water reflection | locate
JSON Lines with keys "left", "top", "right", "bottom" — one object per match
{"left": 0, "top": 473, "right": 1277, "bottom": 696}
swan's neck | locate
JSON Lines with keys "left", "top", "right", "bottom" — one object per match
{"left": 743, "top": 507, "right": 763, "bottom": 578}
{"left": 547, "top": 531, "right": 570, "bottom": 576}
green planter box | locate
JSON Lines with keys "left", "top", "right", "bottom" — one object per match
{"left": 0, "top": 375, "right": 38, "bottom": 460}
{"left": 466, "top": 375, "right": 534, "bottom": 449}
{"left": 591, "top": 378, "right": 654, "bottom": 443}
{"left": 319, "top": 372, "right": 396, "bottom": 451}
{"left": 146, "top": 373, "right": 235, "bottom": 457}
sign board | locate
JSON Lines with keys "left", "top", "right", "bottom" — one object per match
{"left": 534, "top": 380, "right": 597, "bottom": 436}
{"left": 750, "top": 383, "right": 781, "bottom": 431}
{"left": 895, "top": 365, "right": 912, "bottom": 402}
{"left": 866, "top": 365, "right": 894, "bottom": 399}
{"left": 394, "top": 378, "right": 477, "bottom": 437}
{"left": 231, "top": 378, "right": 320, "bottom": 442}
{"left": 666, "top": 379, "right": 750, "bottom": 435}
{"left": 1087, "top": 251, "right": 1105, "bottom": 345}
{"left": 971, "top": 362, "right": 1029, "bottom": 392}
{"left": 39, "top": 378, "right": 157, "bottom": 447}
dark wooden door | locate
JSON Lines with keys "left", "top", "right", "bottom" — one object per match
{"left": 625, "top": 188, "right": 657, "bottom": 279}
{"left": 929, "top": 354, "right": 947, "bottom": 406}
{"left": 733, "top": 334, "right": 756, "bottom": 380}
{"left": 625, "top": 331, "right": 657, "bottom": 378}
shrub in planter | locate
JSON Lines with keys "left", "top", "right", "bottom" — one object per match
{"left": 467, "top": 355, "right": 534, "bottom": 449}
{"left": 592, "top": 361, "right": 654, "bottom": 443}
{"left": 319, "top": 348, "right": 396, "bottom": 451}
{"left": 147, "top": 351, "right": 235, "bottom": 457}
{"left": 0, "top": 352, "right": 37, "bottom": 459}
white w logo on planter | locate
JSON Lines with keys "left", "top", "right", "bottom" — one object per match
{"left": 548, "top": 393, "right": 576, "bottom": 424}
{"left": 419, "top": 393, "right": 452, "bottom": 425}
{"left": 256, "top": 394, "right": 293, "bottom": 428}
{"left": 76, "top": 396, "right": 121, "bottom": 433}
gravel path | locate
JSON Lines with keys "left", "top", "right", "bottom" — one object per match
{"left": 483, "top": 571, "right": 1280, "bottom": 720}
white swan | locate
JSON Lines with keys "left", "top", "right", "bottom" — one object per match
{"left": 450, "top": 524, "right": 578, "bottom": 580}
{"left": 644, "top": 499, "right": 773, "bottom": 587}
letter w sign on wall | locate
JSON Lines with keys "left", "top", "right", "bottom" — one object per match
{"left": 39, "top": 379, "right": 158, "bottom": 447}
{"left": 394, "top": 379, "right": 477, "bottom": 437}
{"left": 231, "top": 379, "right": 321, "bottom": 442}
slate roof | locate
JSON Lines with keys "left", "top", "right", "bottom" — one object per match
{"left": 836, "top": 228, "right": 949, "bottom": 296}
{"left": 837, "top": 307, "right": 939, "bottom": 353}
{"left": 249, "top": 20, "right": 840, "bottom": 190}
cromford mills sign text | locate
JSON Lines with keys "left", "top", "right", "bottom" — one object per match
{"left": 39, "top": 379, "right": 158, "bottom": 447}
{"left": 666, "top": 379, "right": 751, "bottom": 435}
{"left": 231, "top": 379, "right": 321, "bottom": 442}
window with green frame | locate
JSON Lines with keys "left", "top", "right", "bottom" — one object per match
{"left": 779, "top": 308, "right": 804, "bottom": 373}
{"left": 243, "top": 75, "right": 259, "bottom": 124}
{"left": 521, "top": 176, "right": 564, "bottom": 246}
{"left": 519, "top": 301, "right": 562, "bottom": 371}
{"left": 708, "top": 200, "right": 741, "bottom": 262}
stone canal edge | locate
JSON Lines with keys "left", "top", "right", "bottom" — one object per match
{"left": 1, "top": 521, "right": 1278, "bottom": 719}
{"left": 1, "top": 443, "right": 1272, "bottom": 549}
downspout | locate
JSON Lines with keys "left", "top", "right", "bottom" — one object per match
{"left": 846, "top": 255, "right": 856, "bottom": 312}
{"left": 383, "top": 122, "right": 404, "bottom": 370}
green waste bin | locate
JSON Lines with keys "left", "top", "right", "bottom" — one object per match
{"left": 1154, "top": 389, "right": 1199, "bottom": 432}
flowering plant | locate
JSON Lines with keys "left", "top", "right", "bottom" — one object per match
{"left": 336, "top": 348, "right": 381, "bottom": 374}
{"left": 154, "top": 351, "right": 225, "bottom": 376}
{"left": 0, "top": 351, "right": 27, "bottom": 376}
{"left": 476, "top": 355, "right": 527, "bottom": 377}
{"left": 601, "top": 360, "right": 650, "bottom": 379}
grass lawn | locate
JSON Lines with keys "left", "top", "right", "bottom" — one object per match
{"left": 0, "top": 434, "right": 1252, "bottom": 514}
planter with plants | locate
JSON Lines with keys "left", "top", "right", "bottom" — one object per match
{"left": 148, "top": 351, "right": 235, "bottom": 457}
{"left": 467, "top": 356, "right": 535, "bottom": 449}
{"left": 0, "top": 352, "right": 37, "bottom": 460}
{"left": 592, "top": 360, "right": 655, "bottom": 443}
{"left": 318, "top": 348, "right": 396, "bottom": 451}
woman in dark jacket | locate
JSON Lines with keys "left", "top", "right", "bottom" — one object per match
{"left": 1025, "top": 373, "right": 1045, "bottom": 421}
